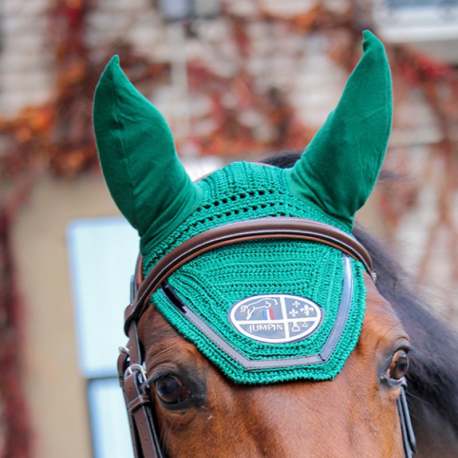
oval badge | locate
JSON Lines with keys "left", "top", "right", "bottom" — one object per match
{"left": 228, "top": 294, "right": 323, "bottom": 344}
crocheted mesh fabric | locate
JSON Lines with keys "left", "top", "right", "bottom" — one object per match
{"left": 143, "top": 162, "right": 349, "bottom": 266}
{"left": 143, "top": 162, "right": 367, "bottom": 384}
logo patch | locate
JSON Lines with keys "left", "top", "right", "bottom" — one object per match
{"left": 228, "top": 294, "right": 323, "bottom": 344}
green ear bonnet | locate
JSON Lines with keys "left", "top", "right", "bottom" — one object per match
{"left": 94, "top": 31, "right": 392, "bottom": 384}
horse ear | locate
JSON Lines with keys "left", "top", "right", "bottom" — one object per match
{"left": 93, "top": 56, "right": 201, "bottom": 252}
{"left": 286, "top": 31, "right": 392, "bottom": 230}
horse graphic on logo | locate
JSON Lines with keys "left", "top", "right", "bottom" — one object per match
{"left": 240, "top": 298, "right": 278, "bottom": 320}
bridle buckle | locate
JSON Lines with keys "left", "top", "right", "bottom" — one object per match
{"left": 125, "top": 363, "right": 149, "bottom": 389}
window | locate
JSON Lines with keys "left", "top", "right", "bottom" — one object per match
{"left": 385, "top": 0, "right": 457, "bottom": 8}
{"left": 374, "top": 0, "right": 458, "bottom": 44}
{"left": 68, "top": 217, "right": 138, "bottom": 458}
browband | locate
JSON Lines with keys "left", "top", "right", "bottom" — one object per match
{"left": 124, "top": 217, "right": 375, "bottom": 335}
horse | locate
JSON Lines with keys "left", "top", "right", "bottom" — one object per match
{"left": 93, "top": 31, "right": 458, "bottom": 457}
{"left": 131, "top": 150, "right": 458, "bottom": 457}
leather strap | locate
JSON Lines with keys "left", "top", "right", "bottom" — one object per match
{"left": 120, "top": 370, "right": 165, "bottom": 458}
{"left": 124, "top": 217, "right": 374, "bottom": 335}
{"left": 398, "top": 385, "right": 418, "bottom": 457}
{"left": 118, "top": 322, "right": 165, "bottom": 458}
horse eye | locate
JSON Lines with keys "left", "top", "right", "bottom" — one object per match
{"left": 386, "top": 350, "right": 409, "bottom": 381}
{"left": 155, "top": 375, "right": 191, "bottom": 405}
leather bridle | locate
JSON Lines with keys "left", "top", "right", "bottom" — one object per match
{"left": 117, "top": 217, "right": 417, "bottom": 458}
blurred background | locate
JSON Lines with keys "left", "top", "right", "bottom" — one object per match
{"left": 1, "top": 0, "right": 458, "bottom": 457}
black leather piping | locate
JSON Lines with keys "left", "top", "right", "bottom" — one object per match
{"left": 159, "top": 254, "right": 353, "bottom": 370}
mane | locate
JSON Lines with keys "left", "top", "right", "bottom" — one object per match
{"left": 262, "top": 151, "right": 458, "bottom": 431}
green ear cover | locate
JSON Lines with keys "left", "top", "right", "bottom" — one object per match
{"left": 93, "top": 56, "right": 201, "bottom": 253}
{"left": 286, "top": 31, "right": 392, "bottom": 230}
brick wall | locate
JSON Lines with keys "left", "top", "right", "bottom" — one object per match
{"left": 0, "top": 0, "right": 55, "bottom": 115}
{"left": 0, "top": 0, "right": 345, "bottom": 128}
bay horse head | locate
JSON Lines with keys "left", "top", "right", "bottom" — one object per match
{"left": 93, "top": 31, "right": 419, "bottom": 457}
